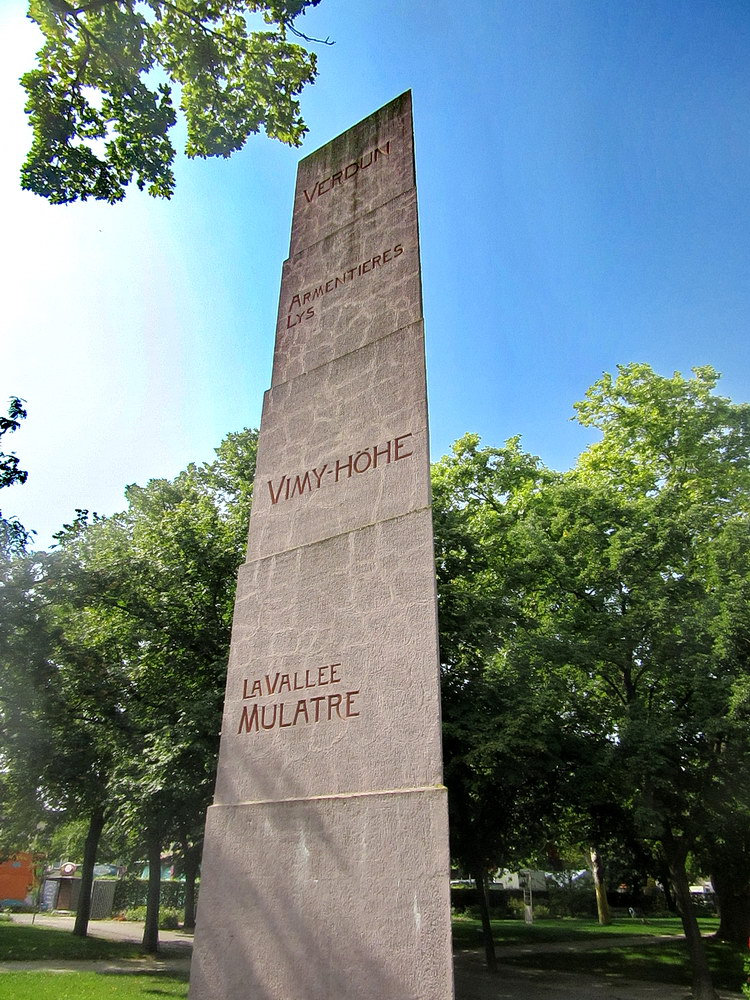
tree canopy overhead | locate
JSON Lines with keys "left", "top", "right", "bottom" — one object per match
{"left": 0, "top": 398, "right": 31, "bottom": 554}
{"left": 22, "top": 0, "right": 323, "bottom": 204}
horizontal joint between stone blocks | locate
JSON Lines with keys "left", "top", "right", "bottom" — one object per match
{"left": 285, "top": 188, "right": 420, "bottom": 264}
{"left": 243, "top": 504, "right": 435, "bottom": 567}
{"left": 208, "top": 784, "right": 448, "bottom": 811}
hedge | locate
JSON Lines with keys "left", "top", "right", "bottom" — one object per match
{"left": 113, "top": 876, "right": 197, "bottom": 912}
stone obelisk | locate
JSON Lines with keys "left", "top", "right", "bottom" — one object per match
{"left": 189, "top": 92, "right": 454, "bottom": 1000}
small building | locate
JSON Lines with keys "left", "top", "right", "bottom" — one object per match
{"left": 40, "top": 864, "right": 118, "bottom": 918}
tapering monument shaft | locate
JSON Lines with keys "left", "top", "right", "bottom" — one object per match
{"left": 189, "top": 92, "right": 454, "bottom": 1000}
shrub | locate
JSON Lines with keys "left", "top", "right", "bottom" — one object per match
{"left": 159, "top": 908, "right": 180, "bottom": 930}
{"left": 122, "top": 905, "right": 181, "bottom": 930}
{"left": 113, "top": 877, "right": 190, "bottom": 912}
{"left": 547, "top": 882, "right": 597, "bottom": 918}
{"left": 505, "top": 897, "right": 552, "bottom": 920}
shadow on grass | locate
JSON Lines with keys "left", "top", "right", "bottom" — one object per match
{"left": 0, "top": 923, "right": 142, "bottom": 961}
{"left": 104, "top": 969, "right": 190, "bottom": 996}
{"left": 501, "top": 939, "right": 743, "bottom": 993}
{"left": 451, "top": 916, "right": 743, "bottom": 994}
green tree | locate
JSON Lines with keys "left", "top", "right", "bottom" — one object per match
{"left": 0, "top": 398, "right": 31, "bottom": 554}
{"left": 0, "top": 427, "right": 257, "bottom": 945}
{"left": 433, "top": 366, "right": 750, "bottom": 998}
{"left": 433, "top": 436, "right": 564, "bottom": 970}
{"left": 531, "top": 366, "right": 748, "bottom": 999}
{"left": 72, "top": 428, "right": 257, "bottom": 949}
{"left": 441, "top": 658, "right": 565, "bottom": 970}
{"left": 570, "top": 365, "right": 750, "bottom": 954}
{"left": 0, "top": 551, "right": 58, "bottom": 856}
{"left": 0, "top": 529, "right": 124, "bottom": 936}
{"left": 22, "top": 0, "right": 324, "bottom": 204}
{"left": 530, "top": 478, "right": 735, "bottom": 998}
{"left": 43, "top": 509, "right": 140, "bottom": 935}
{"left": 692, "top": 512, "right": 750, "bottom": 944}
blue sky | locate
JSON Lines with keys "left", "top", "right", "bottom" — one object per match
{"left": 2, "top": 0, "right": 749, "bottom": 548}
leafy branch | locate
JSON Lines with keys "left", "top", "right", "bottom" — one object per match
{"left": 21, "top": 0, "right": 325, "bottom": 203}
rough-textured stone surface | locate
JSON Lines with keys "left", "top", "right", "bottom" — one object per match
{"left": 190, "top": 92, "right": 454, "bottom": 1000}
{"left": 216, "top": 510, "right": 442, "bottom": 805}
{"left": 273, "top": 190, "right": 421, "bottom": 385}
{"left": 190, "top": 788, "right": 453, "bottom": 1000}
{"left": 289, "top": 92, "right": 415, "bottom": 258}
{"left": 250, "top": 321, "right": 429, "bottom": 560}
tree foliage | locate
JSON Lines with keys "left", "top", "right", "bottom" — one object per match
{"left": 0, "top": 427, "right": 257, "bottom": 944}
{"left": 0, "top": 398, "right": 31, "bottom": 555}
{"left": 22, "top": 0, "right": 323, "bottom": 203}
{"left": 433, "top": 366, "right": 750, "bottom": 997}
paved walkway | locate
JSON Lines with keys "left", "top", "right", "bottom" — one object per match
{"left": 8, "top": 912, "right": 193, "bottom": 953}
{"left": 2, "top": 914, "right": 743, "bottom": 999}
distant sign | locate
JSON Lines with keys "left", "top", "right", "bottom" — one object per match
{"left": 41, "top": 879, "right": 58, "bottom": 910}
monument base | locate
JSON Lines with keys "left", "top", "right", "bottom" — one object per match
{"left": 189, "top": 786, "right": 453, "bottom": 1000}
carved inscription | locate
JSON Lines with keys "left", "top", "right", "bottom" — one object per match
{"left": 285, "top": 244, "right": 404, "bottom": 330}
{"left": 236, "top": 663, "right": 361, "bottom": 734}
{"left": 266, "top": 432, "right": 414, "bottom": 506}
{"left": 303, "top": 141, "right": 391, "bottom": 204}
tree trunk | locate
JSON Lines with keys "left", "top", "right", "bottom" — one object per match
{"left": 182, "top": 843, "right": 201, "bottom": 931}
{"left": 72, "top": 807, "right": 105, "bottom": 938}
{"left": 142, "top": 833, "right": 161, "bottom": 954}
{"left": 664, "top": 836, "right": 718, "bottom": 1000}
{"left": 473, "top": 870, "right": 497, "bottom": 973}
{"left": 660, "top": 869, "right": 678, "bottom": 913}
{"left": 712, "top": 867, "right": 750, "bottom": 945}
{"left": 589, "top": 845, "right": 612, "bottom": 926}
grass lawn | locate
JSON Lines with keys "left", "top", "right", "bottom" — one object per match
{"left": 0, "top": 923, "right": 143, "bottom": 962}
{"left": 0, "top": 971, "right": 188, "bottom": 1000}
{"left": 500, "top": 938, "right": 743, "bottom": 992}
{"left": 451, "top": 914, "right": 744, "bottom": 993}
{"left": 1, "top": 914, "right": 743, "bottom": 997}
{"left": 451, "top": 913, "right": 719, "bottom": 949}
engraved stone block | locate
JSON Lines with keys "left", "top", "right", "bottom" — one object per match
{"left": 250, "top": 322, "right": 429, "bottom": 560}
{"left": 290, "top": 92, "right": 415, "bottom": 257}
{"left": 216, "top": 511, "right": 442, "bottom": 806}
{"left": 273, "top": 190, "right": 421, "bottom": 385}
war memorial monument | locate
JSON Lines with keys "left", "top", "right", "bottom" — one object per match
{"left": 189, "top": 92, "right": 455, "bottom": 1000}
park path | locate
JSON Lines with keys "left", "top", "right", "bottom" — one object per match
{"left": 8, "top": 912, "right": 193, "bottom": 952}
{"left": 2, "top": 913, "right": 744, "bottom": 1000}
